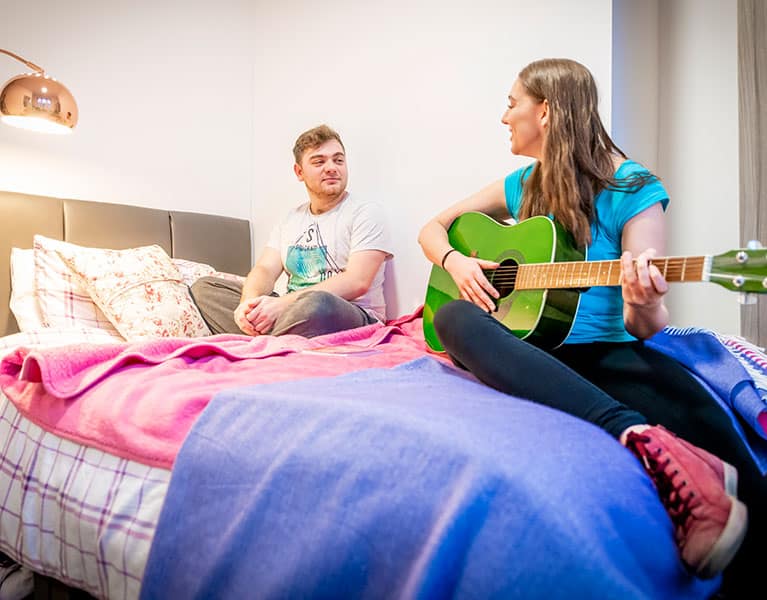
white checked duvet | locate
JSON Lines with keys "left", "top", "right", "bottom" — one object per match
{"left": 0, "top": 328, "right": 170, "bottom": 600}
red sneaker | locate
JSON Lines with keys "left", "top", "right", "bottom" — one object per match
{"left": 671, "top": 433, "right": 738, "bottom": 497}
{"left": 625, "top": 425, "right": 748, "bottom": 579}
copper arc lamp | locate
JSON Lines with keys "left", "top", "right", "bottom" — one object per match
{"left": 0, "top": 48, "right": 78, "bottom": 134}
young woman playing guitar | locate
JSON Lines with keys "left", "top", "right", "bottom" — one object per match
{"left": 418, "top": 58, "right": 751, "bottom": 586}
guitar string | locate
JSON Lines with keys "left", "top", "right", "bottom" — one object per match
{"left": 480, "top": 262, "right": 707, "bottom": 274}
{"left": 475, "top": 258, "right": 709, "bottom": 287}
{"left": 483, "top": 270, "right": 709, "bottom": 286}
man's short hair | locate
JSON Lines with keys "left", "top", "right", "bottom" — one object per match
{"left": 292, "top": 124, "right": 345, "bottom": 164}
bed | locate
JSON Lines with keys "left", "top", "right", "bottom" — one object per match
{"left": 0, "top": 189, "right": 765, "bottom": 599}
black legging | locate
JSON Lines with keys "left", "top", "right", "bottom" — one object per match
{"left": 434, "top": 299, "right": 766, "bottom": 596}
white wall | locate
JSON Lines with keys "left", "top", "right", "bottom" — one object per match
{"left": 0, "top": 0, "right": 255, "bottom": 219}
{"left": 612, "top": 0, "right": 659, "bottom": 171}
{"left": 248, "top": 0, "right": 613, "bottom": 316}
{"left": 0, "top": 0, "right": 744, "bottom": 330}
{"left": 612, "top": 0, "right": 740, "bottom": 335}
{"left": 0, "top": 0, "right": 613, "bottom": 319}
{"left": 658, "top": 0, "right": 740, "bottom": 335}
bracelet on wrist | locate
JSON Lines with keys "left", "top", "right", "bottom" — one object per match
{"left": 441, "top": 248, "right": 458, "bottom": 269}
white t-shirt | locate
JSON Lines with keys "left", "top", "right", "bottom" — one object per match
{"left": 266, "top": 193, "right": 393, "bottom": 321}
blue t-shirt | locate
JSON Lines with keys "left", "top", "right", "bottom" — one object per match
{"left": 503, "top": 160, "right": 669, "bottom": 344}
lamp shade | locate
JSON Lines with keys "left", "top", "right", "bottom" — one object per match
{"left": 0, "top": 71, "right": 78, "bottom": 134}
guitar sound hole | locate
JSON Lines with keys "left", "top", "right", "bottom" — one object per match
{"left": 489, "top": 258, "right": 518, "bottom": 302}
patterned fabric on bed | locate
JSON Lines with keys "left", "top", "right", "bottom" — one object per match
{"left": 171, "top": 258, "right": 245, "bottom": 287}
{"left": 719, "top": 334, "right": 767, "bottom": 401}
{"left": 33, "top": 238, "right": 123, "bottom": 336}
{"left": 647, "top": 326, "right": 767, "bottom": 474}
{"left": 654, "top": 327, "right": 767, "bottom": 403}
{"left": 0, "top": 386, "right": 169, "bottom": 600}
{"left": 36, "top": 236, "right": 211, "bottom": 341}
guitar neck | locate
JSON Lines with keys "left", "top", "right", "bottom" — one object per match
{"left": 513, "top": 255, "right": 711, "bottom": 290}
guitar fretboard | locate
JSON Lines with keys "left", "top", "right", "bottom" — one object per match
{"left": 489, "top": 256, "right": 710, "bottom": 290}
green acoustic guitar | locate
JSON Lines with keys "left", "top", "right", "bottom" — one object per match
{"left": 423, "top": 211, "right": 767, "bottom": 352}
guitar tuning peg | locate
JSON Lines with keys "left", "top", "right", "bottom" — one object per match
{"left": 736, "top": 242, "right": 764, "bottom": 262}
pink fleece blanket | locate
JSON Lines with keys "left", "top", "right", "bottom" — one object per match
{"left": 0, "top": 311, "right": 449, "bottom": 469}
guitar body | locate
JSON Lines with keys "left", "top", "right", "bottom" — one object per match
{"left": 423, "top": 213, "right": 585, "bottom": 352}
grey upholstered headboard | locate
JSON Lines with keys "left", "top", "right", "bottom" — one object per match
{"left": 0, "top": 190, "right": 252, "bottom": 337}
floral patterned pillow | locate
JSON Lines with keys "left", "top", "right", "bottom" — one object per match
{"left": 34, "top": 236, "right": 211, "bottom": 341}
{"left": 171, "top": 257, "right": 246, "bottom": 287}
{"left": 171, "top": 258, "right": 217, "bottom": 286}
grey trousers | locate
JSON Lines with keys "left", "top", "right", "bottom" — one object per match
{"left": 189, "top": 276, "right": 378, "bottom": 338}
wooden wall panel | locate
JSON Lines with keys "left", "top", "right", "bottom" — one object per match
{"left": 739, "top": 0, "right": 767, "bottom": 347}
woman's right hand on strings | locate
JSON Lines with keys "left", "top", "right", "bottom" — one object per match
{"left": 443, "top": 250, "right": 501, "bottom": 312}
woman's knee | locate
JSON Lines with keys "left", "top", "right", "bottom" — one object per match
{"left": 433, "top": 300, "right": 482, "bottom": 339}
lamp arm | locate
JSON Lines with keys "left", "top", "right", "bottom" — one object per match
{"left": 0, "top": 48, "right": 44, "bottom": 74}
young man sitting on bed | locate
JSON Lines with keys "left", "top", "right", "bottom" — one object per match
{"left": 190, "top": 124, "right": 393, "bottom": 338}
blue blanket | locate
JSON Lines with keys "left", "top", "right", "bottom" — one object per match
{"left": 647, "top": 327, "right": 767, "bottom": 474}
{"left": 140, "top": 357, "right": 717, "bottom": 599}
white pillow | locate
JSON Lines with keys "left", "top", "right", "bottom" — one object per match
{"left": 9, "top": 248, "right": 46, "bottom": 331}
{"left": 33, "top": 237, "right": 122, "bottom": 336}
{"left": 35, "top": 235, "right": 211, "bottom": 341}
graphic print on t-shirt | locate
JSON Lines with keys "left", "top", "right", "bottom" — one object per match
{"left": 285, "top": 222, "right": 343, "bottom": 292}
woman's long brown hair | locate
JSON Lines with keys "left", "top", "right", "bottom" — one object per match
{"left": 516, "top": 58, "right": 655, "bottom": 248}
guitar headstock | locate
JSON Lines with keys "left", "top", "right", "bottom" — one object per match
{"left": 709, "top": 246, "right": 767, "bottom": 293}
